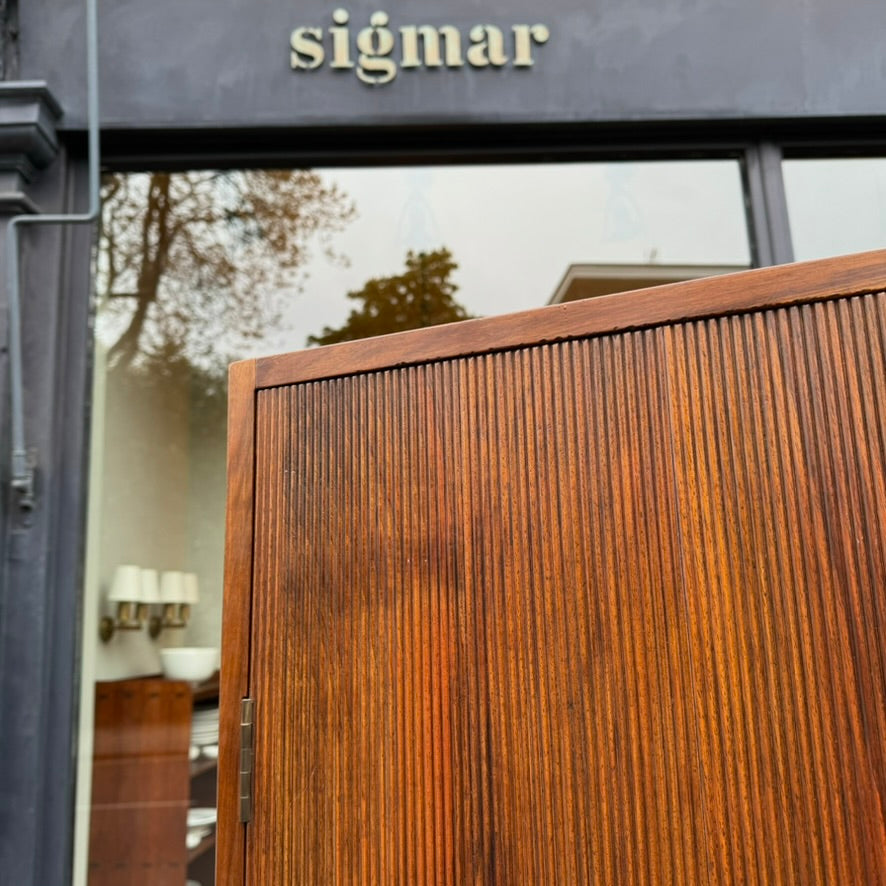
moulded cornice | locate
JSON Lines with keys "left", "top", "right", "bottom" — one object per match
{"left": 0, "top": 81, "right": 62, "bottom": 181}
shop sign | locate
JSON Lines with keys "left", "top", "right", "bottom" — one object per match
{"left": 290, "top": 9, "right": 551, "bottom": 85}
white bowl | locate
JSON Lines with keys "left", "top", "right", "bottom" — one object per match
{"left": 159, "top": 647, "right": 219, "bottom": 683}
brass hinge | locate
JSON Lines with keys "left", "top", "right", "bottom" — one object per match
{"left": 239, "top": 698, "right": 255, "bottom": 823}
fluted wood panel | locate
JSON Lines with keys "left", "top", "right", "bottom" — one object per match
{"left": 245, "top": 291, "right": 886, "bottom": 884}
{"left": 664, "top": 296, "right": 886, "bottom": 884}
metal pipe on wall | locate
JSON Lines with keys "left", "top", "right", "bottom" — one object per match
{"left": 5, "top": 0, "right": 100, "bottom": 510}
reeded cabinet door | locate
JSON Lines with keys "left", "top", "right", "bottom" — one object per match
{"left": 220, "top": 252, "right": 886, "bottom": 885}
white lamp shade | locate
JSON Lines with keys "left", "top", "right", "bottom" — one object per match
{"left": 181, "top": 572, "right": 200, "bottom": 605}
{"left": 160, "top": 570, "right": 186, "bottom": 603}
{"left": 140, "top": 568, "right": 161, "bottom": 604}
{"left": 108, "top": 565, "right": 143, "bottom": 602}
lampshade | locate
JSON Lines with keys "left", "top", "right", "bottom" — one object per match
{"left": 160, "top": 570, "right": 186, "bottom": 603}
{"left": 181, "top": 572, "right": 200, "bottom": 605}
{"left": 108, "top": 564, "right": 143, "bottom": 602}
{"left": 140, "top": 568, "right": 161, "bottom": 604}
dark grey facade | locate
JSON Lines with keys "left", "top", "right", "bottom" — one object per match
{"left": 21, "top": 0, "right": 886, "bottom": 130}
{"left": 0, "top": 82, "right": 93, "bottom": 885}
{"left": 1, "top": 0, "right": 884, "bottom": 882}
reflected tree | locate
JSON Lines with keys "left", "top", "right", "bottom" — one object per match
{"left": 307, "top": 247, "right": 473, "bottom": 346}
{"left": 96, "top": 170, "right": 355, "bottom": 374}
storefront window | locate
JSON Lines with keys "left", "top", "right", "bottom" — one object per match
{"left": 74, "top": 159, "right": 749, "bottom": 885}
{"left": 784, "top": 157, "right": 886, "bottom": 261}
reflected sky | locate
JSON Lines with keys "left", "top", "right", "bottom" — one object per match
{"left": 784, "top": 159, "right": 886, "bottom": 262}
{"left": 255, "top": 160, "right": 751, "bottom": 356}
{"left": 95, "top": 160, "right": 751, "bottom": 366}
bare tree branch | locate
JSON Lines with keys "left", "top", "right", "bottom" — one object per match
{"left": 96, "top": 169, "right": 355, "bottom": 375}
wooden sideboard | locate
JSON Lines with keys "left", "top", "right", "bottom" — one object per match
{"left": 88, "top": 674, "right": 219, "bottom": 885}
{"left": 89, "top": 679, "right": 191, "bottom": 885}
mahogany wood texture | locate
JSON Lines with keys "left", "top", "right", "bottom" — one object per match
{"left": 218, "top": 358, "right": 256, "bottom": 886}
{"left": 89, "top": 679, "right": 191, "bottom": 886}
{"left": 221, "top": 251, "right": 886, "bottom": 884}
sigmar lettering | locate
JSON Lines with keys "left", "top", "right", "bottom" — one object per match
{"left": 290, "top": 9, "right": 550, "bottom": 85}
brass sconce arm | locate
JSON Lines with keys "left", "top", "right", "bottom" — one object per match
{"left": 148, "top": 603, "right": 191, "bottom": 639}
{"left": 99, "top": 601, "right": 149, "bottom": 643}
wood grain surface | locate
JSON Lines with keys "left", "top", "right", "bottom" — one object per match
{"left": 223, "top": 254, "right": 886, "bottom": 884}
{"left": 218, "top": 358, "right": 256, "bottom": 886}
{"left": 89, "top": 679, "right": 191, "bottom": 886}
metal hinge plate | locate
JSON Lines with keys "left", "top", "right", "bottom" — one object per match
{"left": 239, "top": 698, "right": 255, "bottom": 823}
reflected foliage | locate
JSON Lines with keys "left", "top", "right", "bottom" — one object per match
{"left": 96, "top": 170, "right": 355, "bottom": 375}
{"left": 307, "top": 248, "right": 473, "bottom": 346}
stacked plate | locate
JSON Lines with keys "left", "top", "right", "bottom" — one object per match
{"left": 186, "top": 807, "right": 217, "bottom": 849}
{"left": 191, "top": 706, "right": 219, "bottom": 756}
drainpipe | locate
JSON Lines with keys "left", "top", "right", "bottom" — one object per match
{"left": 6, "top": 0, "right": 100, "bottom": 510}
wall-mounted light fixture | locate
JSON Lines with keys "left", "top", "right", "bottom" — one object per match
{"left": 149, "top": 571, "right": 200, "bottom": 638}
{"left": 99, "top": 566, "right": 200, "bottom": 642}
{"left": 99, "top": 565, "right": 153, "bottom": 642}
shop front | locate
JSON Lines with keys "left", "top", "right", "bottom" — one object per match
{"left": 2, "top": 0, "right": 886, "bottom": 883}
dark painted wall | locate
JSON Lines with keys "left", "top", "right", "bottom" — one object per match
{"left": 0, "top": 0, "right": 18, "bottom": 80}
{"left": 0, "top": 151, "right": 93, "bottom": 886}
{"left": 20, "top": 0, "right": 886, "bottom": 132}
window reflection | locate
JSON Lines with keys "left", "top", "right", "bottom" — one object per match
{"left": 784, "top": 158, "right": 886, "bottom": 261}
{"left": 77, "top": 159, "right": 749, "bottom": 886}
{"left": 96, "top": 170, "right": 355, "bottom": 376}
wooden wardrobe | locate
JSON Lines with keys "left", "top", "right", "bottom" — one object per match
{"left": 219, "top": 250, "right": 886, "bottom": 884}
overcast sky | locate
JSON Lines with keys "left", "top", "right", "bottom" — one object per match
{"left": 254, "top": 159, "right": 753, "bottom": 356}
{"left": 783, "top": 158, "right": 886, "bottom": 262}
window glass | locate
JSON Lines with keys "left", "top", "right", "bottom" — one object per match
{"left": 75, "top": 159, "right": 749, "bottom": 886}
{"left": 784, "top": 157, "right": 886, "bottom": 261}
